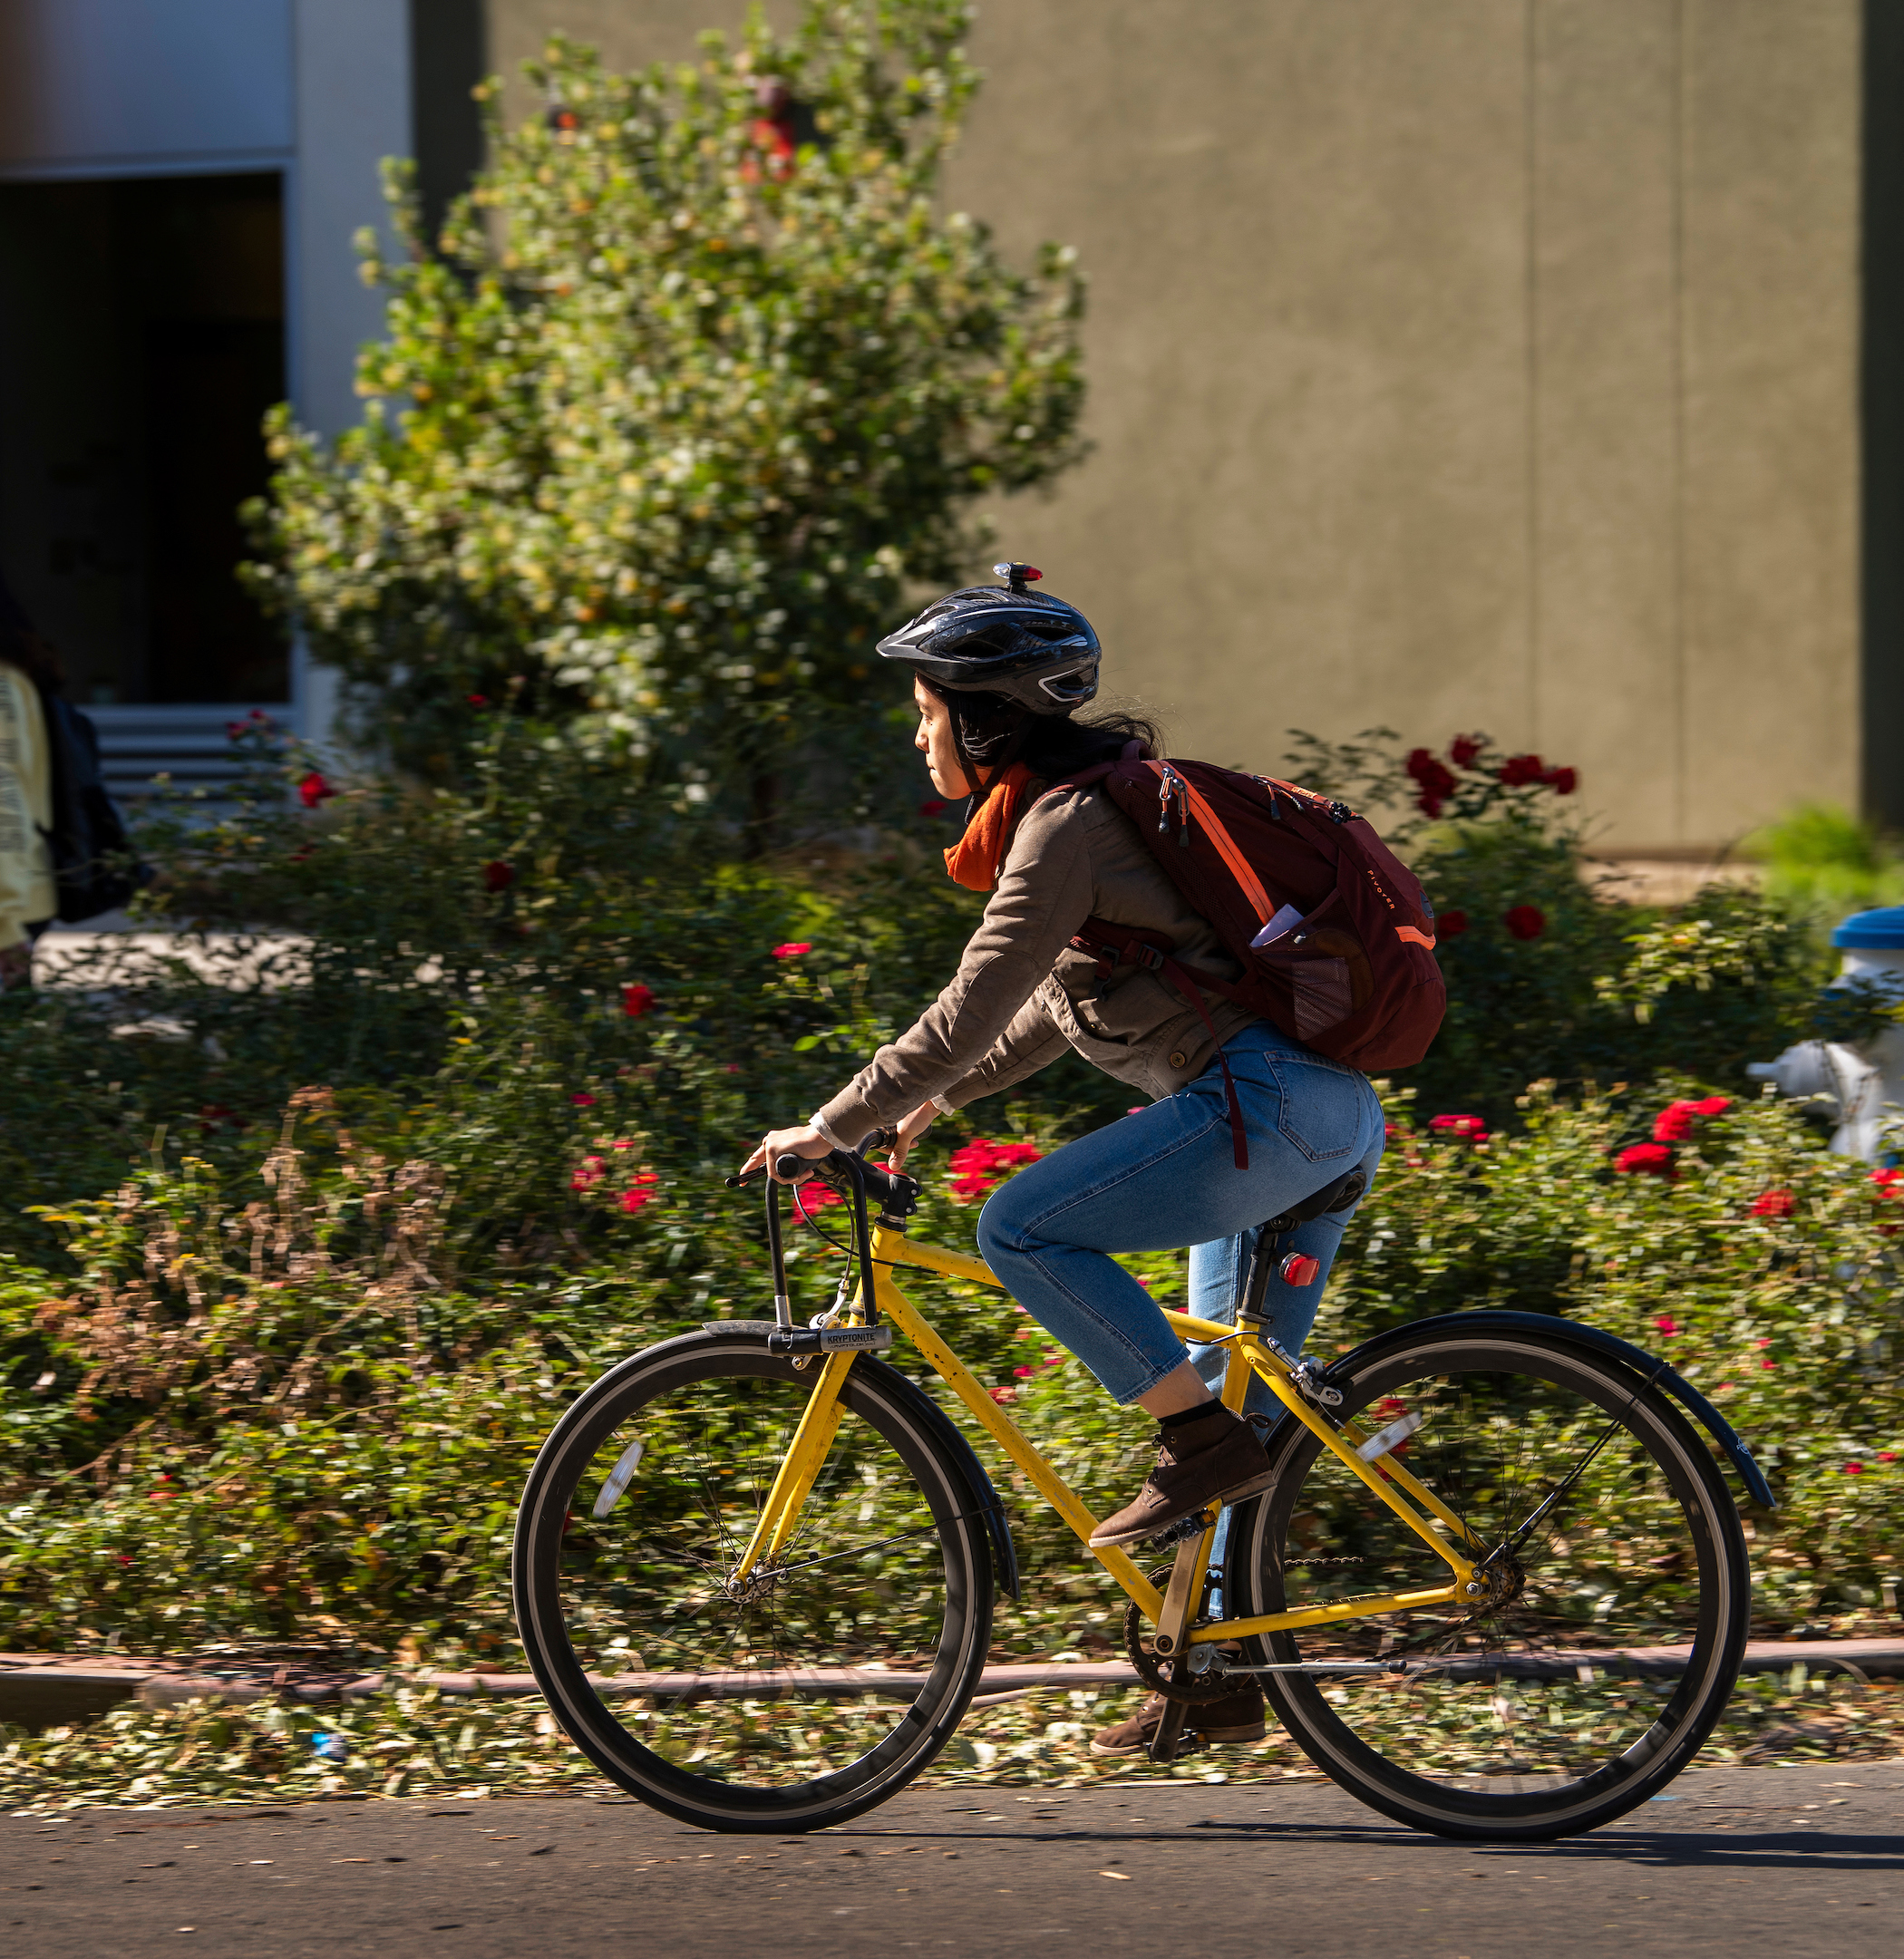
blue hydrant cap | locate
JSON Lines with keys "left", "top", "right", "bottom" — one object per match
{"left": 1831, "top": 907, "right": 1904, "bottom": 948}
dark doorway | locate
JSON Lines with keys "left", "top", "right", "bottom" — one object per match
{"left": 1866, "top": 3, "right": 1904, "bottom": 829}
{"left": 0, "top": 170, "right": 287, "bottom": 703}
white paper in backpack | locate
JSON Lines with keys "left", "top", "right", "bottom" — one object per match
{"left": 1249, "top": 904, "right": 1305, "bottom": 950}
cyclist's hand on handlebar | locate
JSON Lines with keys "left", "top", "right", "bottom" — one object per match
{"left": 887, "top": 1101, "right": 937, "bottom": 1172}
{"left": 738, "top": 1124, "right": 832, "bottom": 1184}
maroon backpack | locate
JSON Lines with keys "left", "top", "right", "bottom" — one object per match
{"left": 1055, "top": 748, "right": 1445, "bottom": 1168}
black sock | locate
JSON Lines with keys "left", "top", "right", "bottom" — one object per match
{"left": 1159, "top": 1402, "right": 1217, "bottom": 1429}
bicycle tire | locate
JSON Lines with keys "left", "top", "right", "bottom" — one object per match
{"left": 513, "top": 1324, "right": 994, "bottom": 1832}
{"left": 1229, "top": 1317, "right": 1750, "bottom": 1839}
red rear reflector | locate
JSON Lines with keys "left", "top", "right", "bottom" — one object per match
{"left": 1279, "top": 1253, "right": 1320, "bottom": 1287}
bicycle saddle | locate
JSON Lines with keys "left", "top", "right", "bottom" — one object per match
{"left": 1256, "top": 1166, "right": 1367, "bottom": 1237}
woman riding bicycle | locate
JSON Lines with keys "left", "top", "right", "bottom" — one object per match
{"left": 739, "top": 564, "right": 1385, "bottom": 1751}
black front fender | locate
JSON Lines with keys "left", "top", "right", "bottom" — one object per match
{"left": 1316, "top": 1309, "right": 1777, "bottom": 1511}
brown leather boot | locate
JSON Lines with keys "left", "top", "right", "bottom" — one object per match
{"left": 1088, "top": 1402, "right": 1275, "bottom": 1548}
{"left": 1089, "top": 1683, "right": 1268, "bottom": 1757}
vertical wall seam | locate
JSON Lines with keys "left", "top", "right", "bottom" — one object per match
{"left": 1670, "top": 0, "right": 1689, "bottom": 845}
{"left": 1525, "top": 0, "right": 1541, "bottom": 748}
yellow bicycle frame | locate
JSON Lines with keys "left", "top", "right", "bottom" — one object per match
{"left": 729, "top": 1222, "right": 1490, "bottom": 1644}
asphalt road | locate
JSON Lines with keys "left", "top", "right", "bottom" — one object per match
{"left": 5, "top": 1761, "right": 1901, "bottom": 1957}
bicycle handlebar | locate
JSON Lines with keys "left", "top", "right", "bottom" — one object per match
{"left": 722, "top": 1146, "right": 921, "bottom": 1334}
{"left": 724, "top": 1154, "right": 811, "bottom": 1189}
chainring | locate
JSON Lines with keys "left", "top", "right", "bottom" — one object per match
{"left": 1122, "top": 1564, "right": 1249, "bottom": 1706}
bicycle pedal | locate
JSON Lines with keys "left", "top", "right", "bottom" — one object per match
{"left": 1146, "top": 1507, "right": 1219, "bottom": 1549}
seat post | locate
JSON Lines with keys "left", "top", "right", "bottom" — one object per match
{"left": 1236, "top": 1217, "right": 1292, "bottom": 1327}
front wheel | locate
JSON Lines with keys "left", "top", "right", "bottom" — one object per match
{"left": 1229, "top": 1320, "right": 1750, "bottom": 1839}
{"left": 513, "top": 1326, "right": 994, "bottom": 1831}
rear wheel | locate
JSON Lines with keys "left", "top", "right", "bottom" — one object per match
{"left": 1230, "top": 1322, "right": 1749, "bottom": 1839}
{"left": 513, "top": 1327, "right": 993, "bottom": 1831}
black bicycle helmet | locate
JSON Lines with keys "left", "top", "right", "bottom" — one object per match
{"left": 876, "top": 562, "right": 1101, "bottom": 712}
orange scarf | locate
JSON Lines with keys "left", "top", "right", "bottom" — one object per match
{"left": 943, "top": 761, "right": 1038, "bottom": 892}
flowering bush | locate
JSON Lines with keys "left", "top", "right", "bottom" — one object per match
{"left": 0, "top": 703, "right": 1889, "bottom": 1673}
{"left": 947, "top": 1136, "right": 1044, "bottom": 1202}
{"left": 1297, "top": 726, "right": 1581, "bottom": 831}
{"left": 1286, "top": 727, "right": 1833, "bottom": 1122}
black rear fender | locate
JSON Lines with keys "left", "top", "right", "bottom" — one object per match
{"left": 1296, "top": 1309, "right": 1777, "bottom": 1511}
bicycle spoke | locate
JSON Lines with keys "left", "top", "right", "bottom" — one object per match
{"left": 1244, "top": 1334, "right": 1743, "bottom": 1827}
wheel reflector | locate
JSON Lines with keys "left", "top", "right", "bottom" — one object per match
{"left": 592, "top": 1438, "right": 645, "bottom": 1518}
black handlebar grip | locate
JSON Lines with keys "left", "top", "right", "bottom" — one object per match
{"left": 774, "top": 1154, "right": 806, "bottom": 1182}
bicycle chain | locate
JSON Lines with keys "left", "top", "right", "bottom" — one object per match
{"left": 1122, "top": 1566, "right": 1253, "bottom": 1706}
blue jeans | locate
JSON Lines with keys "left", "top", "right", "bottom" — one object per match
{"left": 976, "top": 1022, "right": 1385, "bottom": 1405}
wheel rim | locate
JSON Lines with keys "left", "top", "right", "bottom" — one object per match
{"left": 1240, "top": 1337, "right": 1741, "bottom": 1820}
{"left": 520, "top": 1346, "right": 980, "bottom": 1813}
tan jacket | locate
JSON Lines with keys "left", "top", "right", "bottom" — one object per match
{"left": 0, "top": 664, "right": 54, "bottom": 951}
{"left": 813, "top": 782, "right": 1259, "bottom": 1149}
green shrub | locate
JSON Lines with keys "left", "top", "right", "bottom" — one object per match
{"left": 5, "top": 1081, "right": 1900, "bottom": 1654}
{"left": 1744, "top": 802, "right": 1904, "bottom": 935}
{"left": 5, "top": 712, "right": 1894, "bottom": 1661}
{"left": 243, "top": 4, "right": 1085, "bottom": 786}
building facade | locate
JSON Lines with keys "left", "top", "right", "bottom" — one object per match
{"left": 0, "top": 0, "right": 1884, "bottom": 850}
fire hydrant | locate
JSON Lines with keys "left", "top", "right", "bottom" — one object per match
{"left": 1746, "top": 906, "right": 1904, "bottom": 1159}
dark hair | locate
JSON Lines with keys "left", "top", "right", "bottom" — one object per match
{"left": 922, "top": 680, "right": 1163, "bottom": 821}
{"left": 0, "top": 573, "right": 63, "bottom": 691}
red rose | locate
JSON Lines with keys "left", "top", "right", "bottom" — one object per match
{"left": 1545, "top": 766, "right": 1578, "bottom": 795}
{"left": 772, "top": 942, "right": 811, "bottom": 960}
{"left": 1503, "top": 905, "right": 1546, "bottom": 940}
{"left": 1751, "top": 1188, "right": 1794, "bottom": 1218}
{"left": 1498, "top": 754, "right": 1547, "bottom": 787}
{"left": 571, "top": 1091, "right": 597, "bottom": 1107}
{"left": 1428, "top": 1113, "right": 1489, "bottom": 1141}
{"left": 1654, "top": 1096, "right": 1731, "bottom": 1142}
{"left": 796, "top": 1179, "right": 844, "bottom": 1212}
{"left": 621, "top": 983, "right": 656, "bottom": 1019}
{"left": 946, "top": 1136, "right": 1043, "bottom": 1202}
{"left": 1654, "top": 1314, "right": 1680, "bottom": 1336}
{"left": 298, "top": 771, "right": 335, "bottom": 809}
{"left": 1845, "top": 1461, "right": 1866, "bottom": 1475}
{"left": 918, "top": 799, "right": 947, "bottom": 818}
{"left": 1615, "top": 1141, "right": 1676, "bottom": 1178}
{"left": 1450, "top": 734, "right": 1484, "bottom": 770}
{"left": 483, "top": 860, "right": 515, "bottom": 892}
{"left": 467, "top": 693, "right": 490, "bottom": 708}
{"left": 1435, "top": 909, "right": 1468, "bottom": 939}
{"left": 1402, "top": 748, "right": 1449, "bottom": 810}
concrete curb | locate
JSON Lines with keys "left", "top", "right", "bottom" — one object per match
{"left": 4, "top": 1640, "right": 1899, "bottom": 1730}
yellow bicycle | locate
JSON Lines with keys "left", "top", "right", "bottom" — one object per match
{"left": 515, "top": 1147, "right": 1766, "bottom": 1838}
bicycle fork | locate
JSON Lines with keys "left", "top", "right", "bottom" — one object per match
{"left": 732, "top": 1347, "right": 856, "bottom": 1580}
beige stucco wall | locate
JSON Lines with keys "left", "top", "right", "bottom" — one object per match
{"left": 484, "top": 1, "right": 1860, "bottom": 852}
